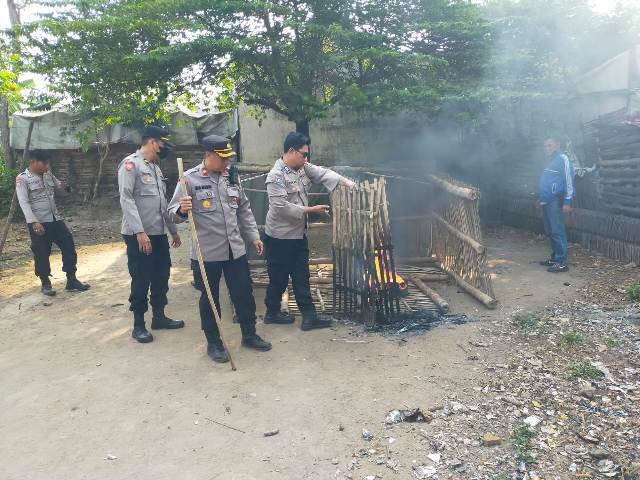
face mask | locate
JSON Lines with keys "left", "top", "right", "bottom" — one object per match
{"left": 158, "top": 145, "right": 171, "bottom": 159}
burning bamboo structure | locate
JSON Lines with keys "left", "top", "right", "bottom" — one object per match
{"left": 331, "top": 177, "right": 405, "bottom": 325}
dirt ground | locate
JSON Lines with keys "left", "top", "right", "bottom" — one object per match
{"left": 1, "top": 210, "right": 639, "bottom": 480}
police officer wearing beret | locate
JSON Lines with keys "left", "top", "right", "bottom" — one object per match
{"left": 264, "top": 132, "right": 355, "bottom": 330}
{"left": 15, "top": 149, "right": 90, "bottom": 296}
{"left": 168, "top": 135, "right": 271, "bottom": 363}
{"left": 118, "top": 125, "right": 184, "bottom": 344}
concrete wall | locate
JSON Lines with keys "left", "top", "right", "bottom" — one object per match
{"left": 237, "top": 103, "right": 427, "bottom": 168}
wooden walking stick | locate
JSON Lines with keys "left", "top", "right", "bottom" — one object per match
{"left": 177, "top": 158, "right": 237, "bottom": 371}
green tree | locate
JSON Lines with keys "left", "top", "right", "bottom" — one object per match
{"left": 27, "top": 0, "right": 490, "bottom": 134}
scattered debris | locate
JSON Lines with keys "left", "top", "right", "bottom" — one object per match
{"left": 263, "top": 429, "right": 279, "bottom": 437}
{"left": 412, "top": 464, "right": 438, "bottom": 479}
{"left": 104, "top": 454, "right": 117, "bottom": 461}
{"left": 481, "top": 433, "right": 503, "bottom": 447}
{"left": 384, "top": 408, "right": 431, "bottom": 424}
{"left": 362, "top": 429, "right": 374, "bottom": 441}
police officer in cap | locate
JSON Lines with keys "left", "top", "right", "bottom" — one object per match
{"left": 264, "top": 131, "right": 355, "bottom": 330}
{"left": 118, "top": 125, "right": 183, "bottom": 343}
{"left": 15, "top": 149, "right": 90, "bottom": 296}
{"left": 168, "top": 134, "right": 271, "bottom": 363}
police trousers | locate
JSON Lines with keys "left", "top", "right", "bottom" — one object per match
{"left": 123, "top": 234, "right": 171, "bottom": 315}
{"left": 29, "top": 220, "right": 77, "bottom": 278}
{"left": 191, "top": 254, "right": 257, "bottom": 340}
{"left": 263, "top": 234, "right": 316, "bottom": 316}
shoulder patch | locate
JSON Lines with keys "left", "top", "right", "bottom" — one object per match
{"left": 16, "top": 177, "right": 22, "bottom": 187}
{"left": 266, "top": 172, "right": 285, "bottom": 186}
{"left": 125, "top": 161, "right": 135, "bottom": 172}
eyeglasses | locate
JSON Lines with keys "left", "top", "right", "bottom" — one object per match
{"left": 296, "top": 150, "right": 311, "bottom": 160}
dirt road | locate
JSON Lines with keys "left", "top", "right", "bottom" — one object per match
{"left": 0, "top": 224, "right": 636, "bottom": 479}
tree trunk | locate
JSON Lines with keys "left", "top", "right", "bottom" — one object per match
{"left": 0, "top": 96, "right": 14, "bottom": 168}
{"left": 295, "top": 120, "right": 310, "bottom": 136}
{"left": 1, "top": 0, "right": 23, "bottom": 169}
{"left": 7, "top": 0, "right": 21, "bottom": 25}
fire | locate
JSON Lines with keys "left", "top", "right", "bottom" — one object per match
{"left": 371, "top": 251, "right": 408, "bottom": 297}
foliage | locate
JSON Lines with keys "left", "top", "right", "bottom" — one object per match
{"left": 560, "top": 331, "right": 587, "bottom": 346}
{"left": 512, "top": 422, "right": 537, "bottom": 465}
{"left": 0, "top": 161, "right": 19, "bottom": 218}
{"left": 627, "top": 280, "right": 640, "bottom": 301}
{"left": 512, "top": 311, "right": 545, "bottom": 334}
{"left": 568, "top": 361, "right": 605, "bottom": 380}
{"left": 25, "top": 0, "right": 490, "bottom": 133}
{"left": 604, "top": 337, "right": 623, "bottom": 349}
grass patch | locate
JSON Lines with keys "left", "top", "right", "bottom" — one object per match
{"left": 568, "top": 361, "right": 605, "bottom": 380}
{"left": 627, "top": 281, "right": 640, "bottom": 301}
{"left": 513, "top": 312, "right": 544, "bottom": 334}
{"left": 604, "top": 337, "right": 623, "bottom": 349}
{"left": 513, "top": 422, "right": 537, "bottom": 465}
{"left": 560, "top": 331, "right": 587, "bottom": 346}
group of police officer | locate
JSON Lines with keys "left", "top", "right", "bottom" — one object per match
{"left": 17, "top": 125, "right": 354, "bottom": 364}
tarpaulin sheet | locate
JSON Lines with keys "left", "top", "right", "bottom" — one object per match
{"left": 10, "top": 108, "right": 237, "bottom": 150}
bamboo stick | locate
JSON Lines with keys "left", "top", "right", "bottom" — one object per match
{"left": 418, "top": 274, "right": 449, "bottom": 282}
{"left": 408, "top": 275, "right": 450, "bottom": 313}
{"left": 432, "top": 213, "right": 486, "bottom": 254}
{"left": 428, "top": 174, "right": 479, "bottom": 200}
{"left": 446, "top": 269, "right": 498, "bottom": 309}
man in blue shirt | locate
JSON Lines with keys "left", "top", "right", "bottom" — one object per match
{"left": 538, "top": 137, "right": 575, "bottom": 273}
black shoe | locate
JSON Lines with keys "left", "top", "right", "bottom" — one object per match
{"left": 132, "top": 325, "right": 153, "bottom": 343}
{"left": 41, "top": 282, "right": 56, "bottom": 297}
{"left": 207, "top": 340, "right": 230, "bottom": 363}
{"left": 264, "top": 310, "right": 295, "bottom": 324}
{"left": 65, "top": 277, "right": 90, "bottom": 292}
{"left": 151, "top": 314, "right": 185, "bottom": 330}
{"left": 539, "top": 259, "right": 555, "bottom": 267}
{"left": 241, "top": 334, "right": 272, "bottom": 351}
{"left": 301, "top": 313, "right": 332, "bottom": 331}
{"left": 547, "top": 262, "right": 569, "bottom": 273}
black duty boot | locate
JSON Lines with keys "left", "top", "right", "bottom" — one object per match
{"left": 132, "top": 313, "right": 153, "bottom": 343}
{"left": 539, "top": 259, "right": 555, "bottom": 267}
{"left": 151, "top": 307, "right": 185, "bottom": 329}
{"left": 264, "top": 310, "right": 295, "bottom": 324}
{"left": 301, "top": 312, "right": 332, "bottom": 331}
{"left": 40, "top": 277, "right": 56, "bottom": 297}
{"left": 65, "top": 274, "right": 90, "bottom": 292}
{"left": 241, "top": 334, "right": 272, "bottom": 351}
{"left": 207, "top": 340, "right": 230, "bottom": 363}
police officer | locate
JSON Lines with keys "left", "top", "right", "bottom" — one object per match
{"left": 264, "top": 131, "right": 355, "bottom": 330}
{"left": 168, "top": 135, "right": 271, "bottom": 363}
{"left": 118, "top": 125, "right": 184, "bottom": 343}
{"left": 15, "top": 149, "right": 90, "bottom": 296}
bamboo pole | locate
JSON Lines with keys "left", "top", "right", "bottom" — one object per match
{"left": 177, "top": 158, "right": 236, "bottom": 371}
{"left": 408, "top": 275, "right": 449, "bottom": 313}
{"left": 432, "top": 213, "right": 486, "bottom": 254}
{"left": 418, "top": 274, "right": 449, "bottom": 282}
{"left": 446, "top": 269, "right": 497, "bottom": 309}
{"left": 428, "top": 174, "right": 479, "bottom": 200}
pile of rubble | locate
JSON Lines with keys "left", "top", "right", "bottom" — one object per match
{"left": 336, "top": 300, "right": 640, "bottom": 479}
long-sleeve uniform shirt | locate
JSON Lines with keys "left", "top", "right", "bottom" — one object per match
{"left": 167, "top": 164, "right": 260, "bottom": 262}
{"left": 16, "top": 169, "right": 64, "bottom": 224}
{"left": 265, "top": 158, "right": 343, "bottom": 239}
{"left": 118, "top": 151, "right": 177, "bottom": 236}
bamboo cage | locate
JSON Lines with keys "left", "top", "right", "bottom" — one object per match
{"left": 331, "top": 177, "right": 402, "bottom": 325}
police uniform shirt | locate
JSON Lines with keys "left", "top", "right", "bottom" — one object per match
{"left": 15, "top": 169, "right": 63, "bottom": 224}
{"left": 167, "top": 164, "right": 260, "bottom": 262}
{"left": 265, "top": 158, "right": 342, "bottom": 239}
{"left": 118, "top": 150, "right": 177, "bottom": 236}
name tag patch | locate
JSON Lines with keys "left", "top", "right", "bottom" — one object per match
{"left": 141, "top": 174, "right": 154, "bottom": 185}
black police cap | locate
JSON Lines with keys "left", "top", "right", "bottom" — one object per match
{"left": 201, "top": 134, "right": 236, "bottom": 157}
{"left": 142, "top": 125, "right": 175, "bottom": 147}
